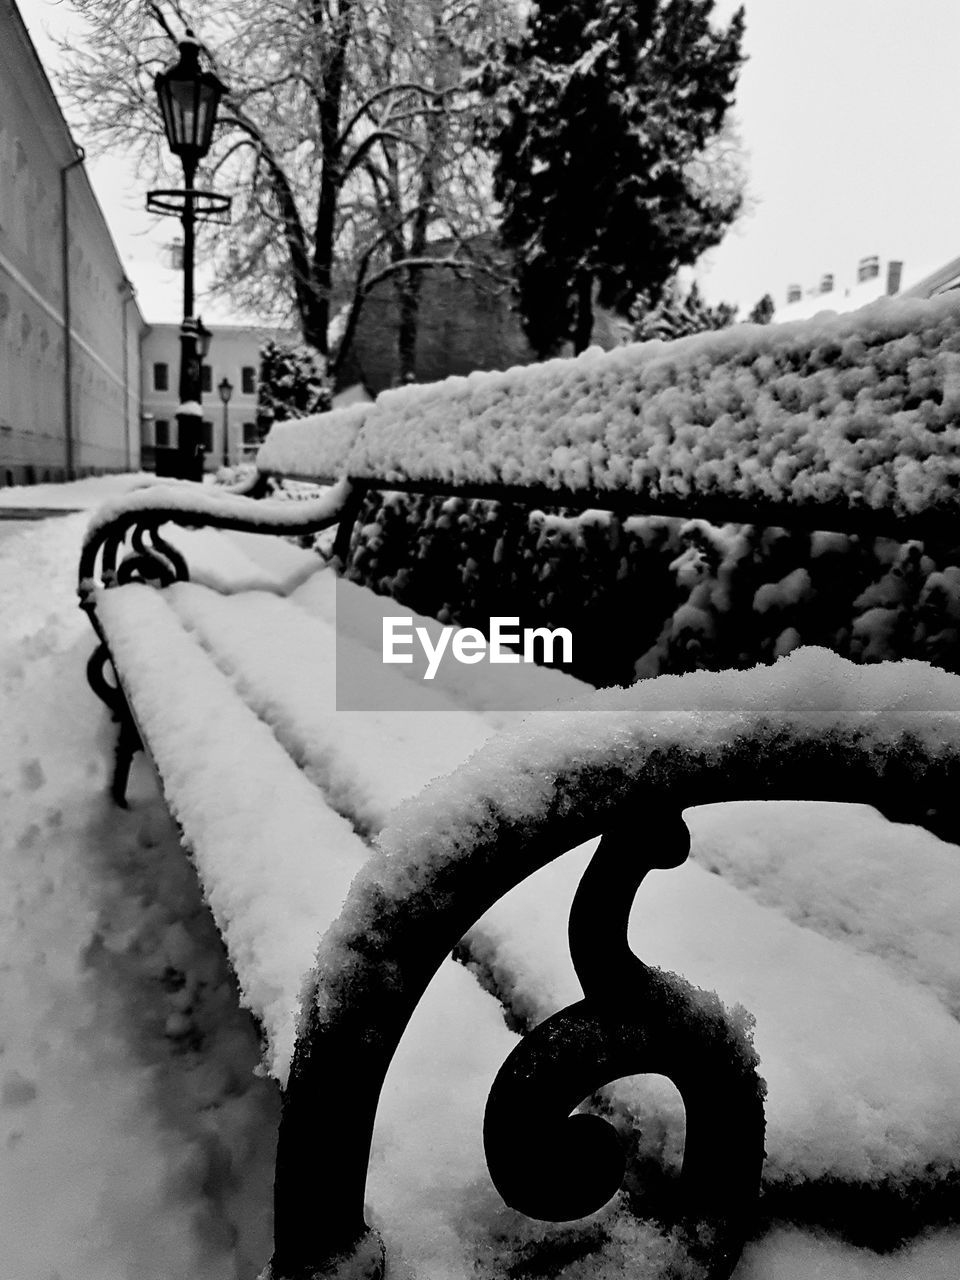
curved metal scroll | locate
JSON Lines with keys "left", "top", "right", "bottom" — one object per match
{"left": 78, "top": 483, "right": 356, "bottom": 712}
{"left": 483, "top": 818, "right": 765, "bottom": 1276}
{"left": 114, "top": 523, "right": 182, "bottom": 588}
{"left": 85, "top": 642, "right": 125, "bottom": 718}
{"left": 270, "top": 724, "right": 960, "bottom": 1280}
{"left": 77, "top": 482, "right": 355, "bottom": 601}
{"left": 270, "top": 802, "right": 765, "bottom": 1279}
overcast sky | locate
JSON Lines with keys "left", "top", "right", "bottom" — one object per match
{"left": 16, "top": 0, "right": 960, "bottom": 325}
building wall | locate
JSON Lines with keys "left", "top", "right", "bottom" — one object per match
{"left": 336, "top": 255, "right": 624, "bottom": 396}
{"left": 0, "top": 0, "right": 145, "bottom": 487}
{"left": 140, "top": 324, "right": 294, "bottom": 470}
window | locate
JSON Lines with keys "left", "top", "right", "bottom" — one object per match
{"left": 153, "top": 362, "right": 169, "bottom": 392}
{"left": 201, "top": 364, "right": 212, "bottom": 394}
{"left": 201, "top": 420, "right": 213, "bottom": 452}
{"left": 155, "top": 418, "right": 170, "bottom": 448}
{"left": 241, "top": 421, "right": 260, "bottom": 456}
{"left": 241, "top": 365, "right": 256, "bottom": 395}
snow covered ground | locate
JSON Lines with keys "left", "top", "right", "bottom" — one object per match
{"left": 2, "top": 474, "right": 960, "bottom": 1279}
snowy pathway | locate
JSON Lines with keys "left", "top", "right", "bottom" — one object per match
{"left": 1, "top": 478, "right": 960, "bottom": 1279}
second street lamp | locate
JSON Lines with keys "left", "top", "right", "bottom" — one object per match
{"left": 152, "top": 30, "right": 228, "bottom": 481}
{"left": 218, "top": 376, "right": 233, "bottom": 469}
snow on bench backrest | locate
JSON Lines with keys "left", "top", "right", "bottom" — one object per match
{"left": 257, "top": 293, "right": 960, "bottom": 532}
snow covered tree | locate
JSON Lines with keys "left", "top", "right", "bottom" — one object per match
{"left": 57, "top": 0, "right": 517, "bottom": 383}
{"left": 748, "top": 293, "right": 775, "bottom": 325}
{"left": 631, "top": 280, "right": 737, "bottom": 341}
{"left": 257, "top": 340, "right": 331, "bottom": 424}
{"left": 483, "top": 0, "right": 747, "bottom": 357}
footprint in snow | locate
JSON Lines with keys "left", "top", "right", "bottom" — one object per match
{"left": 20, "top": 758, "right": 45, "bottom": 792}
{"left": 1, "top": 1070, "right": 38, "bottom": 1108}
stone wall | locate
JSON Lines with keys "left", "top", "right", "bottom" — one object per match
{"left": 336, "top": 253, "right": 624, "bottom": 394}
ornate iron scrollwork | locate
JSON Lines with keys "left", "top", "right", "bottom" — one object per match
{"left": 270, "top": 797, "right": 767, "bottom": 1280}
{"left": 78, "top": 483, "right": 355, "bottom": 695}
{"left": 114, "top": 522, "right": 183, "bottom": 587}
{"left": 78, "top": 482, "right": 357, "bottom": 804}
{"left": 483, "top": 816, "right": 765, "bottom": 1277}
{"left": 85, "top": 642, "right": 125, "bottom": 719}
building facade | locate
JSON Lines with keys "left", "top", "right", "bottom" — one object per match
{"left": 0, "top": 0, "right": 145, "bottom": 487}
{"left": 140, "top": 323, "right": 294, "bottom": 471}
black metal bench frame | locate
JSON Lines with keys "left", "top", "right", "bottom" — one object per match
{"left": 77, "top": 466, "right": 958, "bottom": 1280}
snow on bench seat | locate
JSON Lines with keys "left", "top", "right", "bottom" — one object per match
{"left": 289, "top": 570, "right": 592, "bottom": 724}
{"left": 159, "top": 524, "right": 323, "bottom": 597}
{"left": 93, "top": 583, "right": 369, "bottom": 1083}
{"left": 465, "top": 842, "right": 960, "bottom": 1192}
{"left": 163, "top": 581, "right": 493, "bottom": 830}
{"left": 687, "top": 800, "right": 960, "bottom": 1018}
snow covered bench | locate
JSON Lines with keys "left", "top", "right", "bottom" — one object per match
{"left": 77, "top": 294, "right": 960, "bottom": 1278}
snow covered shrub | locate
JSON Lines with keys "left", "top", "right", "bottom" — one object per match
{"left": 342, "top": 492, "right": 960, "bottom": 685}
{"left": 637, "top": 525, "right": 960, "bottom": 678}
{"left": 344, "top": 492, "right": 685, "bottom": 686}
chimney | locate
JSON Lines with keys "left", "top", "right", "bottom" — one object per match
{"left": 786, "top": 283, "right": 802, "bottom": 304}
{"left": 886, "top": 260, "right": 903, "bottom": 295}
{"left": 820, "top": 273, "right": 834, "bottom": 294}
{"left": 857, "top": 255, "right": 880, "bottom": 284}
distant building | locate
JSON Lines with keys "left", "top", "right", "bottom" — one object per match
{"left": 335, "top": 238, "right": 624, "bottom": 396}
{"left": 774, "top": 256, "right": 908, "bottom": 322}
{"left": 140, "top": 323, "right": 295, "bottom": 471}
{"left": 0, "top": 0, "right": 145, "bottom": 487}
{"left": 770, "top": 250, "right": 960, "bottom": 323}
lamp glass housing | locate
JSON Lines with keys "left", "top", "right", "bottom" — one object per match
{"left": 195, "top": 318, "right": 213, "bottom": 359}
{"left": 155, "top": 32, "right": 226, "bottom": 164}
{"left": 218, "top": 377, "right": 234, "bottom": 404}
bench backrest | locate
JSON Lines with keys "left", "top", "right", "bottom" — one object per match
{"left": 257, "top": 291, "right": 960, "bottom": 542}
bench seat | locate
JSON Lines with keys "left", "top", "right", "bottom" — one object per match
{"left": 162, "top": 580, "right": 492, "bottom": 830}
{"left": 93, "top": 581, "right": 370, "bottom": 1081}
{"left": 93, "top": 554, "right": 960, "bottom": 1253}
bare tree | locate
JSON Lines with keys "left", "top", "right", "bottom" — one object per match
{"left": 57, "top": 0, "right": 518, "bottom": 382}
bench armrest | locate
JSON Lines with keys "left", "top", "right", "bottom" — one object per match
{"left": 78, "top": 478, "right": 354, "bottom": 601}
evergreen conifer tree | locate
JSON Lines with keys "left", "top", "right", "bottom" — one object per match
{"left": 485, "top": 0, "right": 746, "bottom": 356}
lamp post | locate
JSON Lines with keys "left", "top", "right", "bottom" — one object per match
{"left": 218, "top": 376, "right": 233, "bottom": 469}
{"left": 153, "top": 30, "right": 227, "bottom": 481}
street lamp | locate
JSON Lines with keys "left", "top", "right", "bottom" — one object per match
{"left": 218, "top": 376, "right": 233, "bottom": 469}
{"left": 152, "top": 30, "right": 228, "bottom": 481}
{"left": 196, "top": 315, "right": 213, "bottom": 362}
